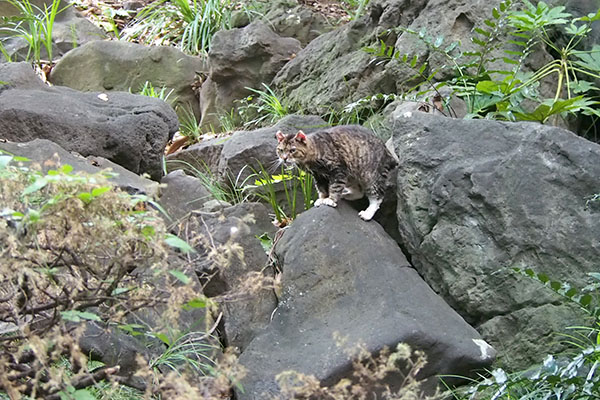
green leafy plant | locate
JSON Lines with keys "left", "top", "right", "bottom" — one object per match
{"left": 340, "top": 0, "right": 370, "bottom": 21}
{"left": 365, "top": 0, "right": 600, "bottom": 130}
{"left": 122, "top": 0, "right": 238, "bottom": 55}
{"left": 249, "top": 163, "right": 315, "bottom": 225}
{"left": 101, "top": 7, "right": 130, "bottom": 39}
{"left": 453, "top": 269, "right": 600, "bottom": 400}
{"left": 166, "top": 159, "right": 252, "bottom": 205}
{"left": 178, "top": 105, "right": 203, "bottom": 141}
{"left": 137, "top": 80, "right": 176, "bottom": 103}
{"left": 150, "top": 330, "right": 219, "bottom": 375}
{"left": 0, "top": 0, "right": 67, "bottom": 65}
{"left": 238, "top": 83, "right": 293, "bottom": 128}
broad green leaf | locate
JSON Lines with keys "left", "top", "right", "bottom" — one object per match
{"left": 256, "top": 232, "right": 273, "bottom": 254}
{"left": 580, "top": 294, "right": 592, "bottom": 307}
{"left": 141, "top": 225, "right": 156, "bottom": 239}
{"left": 27, "top": 209, "right": 40, "bottom": 223}
{"left": 183, "top": 297, "right": 208, "bottom": 310}
{"left": 573, "top": 45, "right": 600, "bottom": 73}
{"left": 91, "top": 186, "right": 111, "bottom": 197}
{"left": 472, "top": 37, "right": 487, "bottom": 47}
{"left": 61, "top": 310, "right": 101, "bottom": 323}
{"left": 514, "top": 96, "right": 594, "bottom": 122}
{"left": 569, "top": 80, "right": 598, "bottom": 93}
{"left": 474, "top": 27, "right": 491, "bottom": 37}
{"left": 410, "top": 54, "right": 418, "bottom": 68}
{"left": 59, "top": 164, "right": 73, "bottom": 174}
{"left": 72, "top": 389, "right": 96, "bottom": 400}
{"left": 169, "top": 269, "right": 191, "bottom": 284}
{"left": 22, "top": 177, "right": 48, "bottom": 195}
{"left": 153, "top": 332, "right": 171, "bottom": 346}
{"left": 118, "top": 323, "right": 145, "bottom": 336}
{"left": 578, "top": 9, "right": 600, "bottom": 22}
{"left": 0, "top": 155, "right": 13, "bottom": 169}
{"left": 164, "top": 233, "right": 195, "bottom": 253}
{"left": 78, "top": 192, "right": 93, "bottom": 204}
{"left": 565, "top": 287, "right": 577, "bottom": 298}
{"left": 503, "top": 57, "right": 520, "bottom": 65}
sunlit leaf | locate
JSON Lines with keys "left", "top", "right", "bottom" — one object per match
{"left": 165, "top": 234, "right": 195, "bottom": 253}
{"left": 169, "top": 269, "right": 191, "bottom": 284}
{"left": 61, "top": 310, "right": 101, "bottom": 323}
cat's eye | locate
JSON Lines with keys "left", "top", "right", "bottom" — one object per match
{"left": 290, "top": 147, "right": 297, "bottom": 154}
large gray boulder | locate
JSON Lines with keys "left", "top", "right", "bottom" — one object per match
{"left": 50, "top": 40, "right": 206, "bottom": 118}
{"left": 173, "top": 203, "right": 278, "bottom": 351}
{"left": 259, "top": 0, "right": 334, "bottom": 46}
{"left": 200, "top": 22, "right": 301, "bottom": 130}
{"left": 238, "top": 202, "right": 495, "bottom": 399}
{"left": 272, "top": 0, "right": 522, "bottom": 115}
{"left": 0, "top": 62, "right": 46, "bottom": 89}
{"left": 166, "top": 136, "right": 227, "bottom": 177}
{"left": 158, "top": 170, "right": 213, "bottom": 222}
{"left": 0, "top": 139, "right": 159, "bottom": 196}
{"left": 389, "top": 112, "right": 600, "bottom": 369}
{"left": 0, "top": 65, "right": 178, "bottom": 180}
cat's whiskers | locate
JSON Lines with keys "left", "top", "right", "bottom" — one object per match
{"left": 268, "top": 158, "right": 284, "bottom": 174}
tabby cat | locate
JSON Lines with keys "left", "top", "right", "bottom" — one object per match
{"left": 275, "top": 125, "right": 397, "bottom": 221}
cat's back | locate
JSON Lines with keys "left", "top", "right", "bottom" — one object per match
{"left": 310, "top": 125, "right": 380, "bottom": 145}
{"left": 310, "top": 125, "right": 395, "bottom": 167}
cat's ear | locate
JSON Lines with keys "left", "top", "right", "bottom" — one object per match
{"left": 276, "top": 130, "right": 285, "bottom": 142}
{"left": 295, "top": 130, "right": 307, "bottom": 142}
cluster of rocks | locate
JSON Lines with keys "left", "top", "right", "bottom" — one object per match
{"left": 2, "top": 0, "right": 600, "bottom": 397}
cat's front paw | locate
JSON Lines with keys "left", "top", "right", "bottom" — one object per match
{"left": 315, "top": 198, "right": 337, "bottom": 207}
{"left": 358, "top": 209, "right": 375, "bottom": 221}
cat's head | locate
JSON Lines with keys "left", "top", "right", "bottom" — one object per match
{"left": 275, "top": 130, "right": 310, "bottom": 164}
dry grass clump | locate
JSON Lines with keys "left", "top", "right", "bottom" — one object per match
{"left": 0, "top": 156, "right": 246, "bottom": 399}
{"left": 275, "top": 335, "right": 441, "bottom": 400}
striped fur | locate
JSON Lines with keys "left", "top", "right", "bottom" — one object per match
{"left": 276, "top": 125, "right": 397, "bottom": 220}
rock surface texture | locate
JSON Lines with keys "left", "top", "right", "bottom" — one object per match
{"left": 0, "top": 139, "right": 159, "bottom": 196}
{"left": 237, "top": 202, "right": 495, "bottom": 399}
{"left": 200, "top": 22, "right": 301, "bottom": 130}
{"left": 49, "top": 40, "right": 206, "bottom": 118}
{"left": 389, "top": 112, "right": 600, "bottom": 368}
{"left": 174, "top": 203, "right": 278, "bottom": 351}
{"left": 273, "top": 0, "right": 516, "bottom": 114}
{"left": 0, "top": 63, "right": 178, "bottom": 180}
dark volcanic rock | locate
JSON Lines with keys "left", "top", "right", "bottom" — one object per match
{"left": 0, "top": 139, "right": 159, "bottom": 196}
{"left": 0, "top": 66, "right": 178, "bottom": 180}
{"left": 389, "top": 112, "right": 600, "bottom": 368}
{"left": 237, "top": 202, "right": 495, "bottom": 399}
{"left": 50, "top": 40, "right": 205, "bottom": 119}
{"left": 200, "top": 22, "right": 301, "bottom": 130}
{"left": 159, "top": 170, "right": 213, "bottom": 222}
{"left": 175, "top": 203, "right": 278, "bottom": 351}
